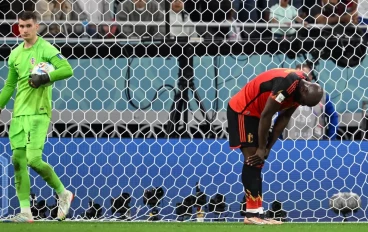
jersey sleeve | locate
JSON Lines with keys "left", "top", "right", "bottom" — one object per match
{"left": 0, "top": 57, "right": 18, "bottom": 109}
{"left": 270, "top": 72, "right": 301, "bottom": 104}
{"left": 42, "top": 42, "right": 73, "bottom": 82}
{"left": 48, "top": 55, "right": 73, "bottom": 82}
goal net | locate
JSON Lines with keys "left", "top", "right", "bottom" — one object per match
{"left": 0, "top": 0, "right": 367, "bottom": 222}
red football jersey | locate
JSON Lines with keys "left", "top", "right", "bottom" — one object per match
{"left": 229, "top": 68, "right": 306, "bottom": 118}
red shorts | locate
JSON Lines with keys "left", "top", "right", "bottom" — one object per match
{"left": 227, "top": 104, "right": 259, "bottom": 149}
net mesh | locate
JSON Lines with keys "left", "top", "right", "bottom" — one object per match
{"left": 0, "top": 0, "right": 367, "bottom": 222}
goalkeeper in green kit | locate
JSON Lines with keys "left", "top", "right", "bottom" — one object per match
{"left": 1, "top": 11, "right": 74, "bottom": 222}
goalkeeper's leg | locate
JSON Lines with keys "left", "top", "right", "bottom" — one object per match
{"left": 25, "top": 114, "right": 74, "bottom": 221}
{"left": 3, "top": 148, "right": 34, "bottom": 222}
{"left": 3, "top": 117, "right": 33, "bottom": 222}
{"left": 12, "top": 148, "right": 30, "bottom": 211}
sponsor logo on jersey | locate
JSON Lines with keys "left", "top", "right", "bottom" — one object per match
{"left": 30, "top": 57, "right": 35, "bottom": 65}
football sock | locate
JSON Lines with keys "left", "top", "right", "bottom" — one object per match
{"left": 242, "top": 163, "right": 262, "bottom": 218}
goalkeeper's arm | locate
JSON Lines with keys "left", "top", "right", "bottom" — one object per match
{"left": 48, "top": 55, "right": 73, "bottom": 82}
{"left": 0, "top": 63, "right": 18, "bottom": 110}
{"left": 29, "top": 55, "right": 73, "bottom": 88}
{"left": 266, "top": 106, "right": 297, "bottom": 151}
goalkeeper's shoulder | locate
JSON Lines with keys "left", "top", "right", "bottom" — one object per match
{"left": 8, "top": 43, "right": 24, "bottom": 63}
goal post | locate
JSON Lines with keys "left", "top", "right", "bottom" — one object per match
{"left": 0, "top": 0, "right": 367, "bottom": 222}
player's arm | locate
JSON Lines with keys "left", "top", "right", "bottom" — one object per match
{"left": 48, "top": 55, "right": 73, "bottom": 82}
{"left": 0, "top": 62, "right": 18, "bottom": 111}
{"left": 29, "top": 54, "right": 73, "bottom": 88}
{"left": 259, "top": 73, "right": 301, "bottom": 150}
{"left": 266, "top": 106, "right": 297, "bottom": 150}
{"left": 246, "top": 98, "right": 281, "bottom": 166}
{"left": 247, "top": 72, "right": 301, "bottom": 166}
{"left": 258, "top": 98, "right": 281, "bottom": 150}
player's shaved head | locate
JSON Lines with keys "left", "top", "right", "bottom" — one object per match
{"left": 296, "top": 79, "right": 323, "bottom": 106}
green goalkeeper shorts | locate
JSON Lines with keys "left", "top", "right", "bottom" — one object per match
{"left": 9, "top": 114, "right": 50, "bottom": 150}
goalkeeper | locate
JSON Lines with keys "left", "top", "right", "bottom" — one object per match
{"left": 227, "top": 68, "right": 323, "bottom": 225}
{"left": 1, "top": 11, "right": 74, "bottom": 222}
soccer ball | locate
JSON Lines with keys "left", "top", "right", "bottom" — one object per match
{"left": 32, "top": 62, "right": 55, "bottom": 75}
{"left": 31, "top": 62, "right": 55, "bottom": 87}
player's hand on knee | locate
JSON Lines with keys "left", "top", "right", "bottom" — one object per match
{"left": 28, "top": 74, "right": 50, "bottom": 88}
{"left": 246, "top": 148, "right": 267, "bottom": 166}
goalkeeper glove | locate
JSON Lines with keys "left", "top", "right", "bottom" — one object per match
{"left": 29, "top": 74, "right": 50, "bottom": 88}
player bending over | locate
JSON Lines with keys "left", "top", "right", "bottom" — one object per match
{"left": 227, "top": 68, "right": 323, "bottom": 225}
{"left": 1, "top": 11, "right": 74, "bottom": 222}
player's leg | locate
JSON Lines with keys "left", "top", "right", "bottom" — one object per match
{"left": 3, "top": 116, "right": 34, "bottom": 222}
{"left": 12, "top": 148, "right": 30, "bottom": 211}
{"left": 24, "top": 114, "right": 74, "bottom": 221}
{"left": 241, "top": 125, "right": 282, "bottom": 225}
{"left": 240, "top": 146, "right": 265, "bottom": 224}
{"left": 227, "top": 105, "right": 264, "bottom": 225}
{"left": 239, "top": 115, "right": 269, "bottom": 225}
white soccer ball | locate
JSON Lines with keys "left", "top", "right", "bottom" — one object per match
{"left": 329, "top": 192, "right": 361, "bottom": 217}
{"left": 32, "top": 62, "right": 55, "bottom": 75}
{"left": 31, "top": 62, "right": 55, "bottom": 87}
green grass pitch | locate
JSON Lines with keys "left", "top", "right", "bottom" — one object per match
{"left": 1, "top": 222, "right": 367, "bottom": 232}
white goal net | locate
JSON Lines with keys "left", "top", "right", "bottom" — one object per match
{"left": 0, "top": 0, "right": 367, "bottom": 222}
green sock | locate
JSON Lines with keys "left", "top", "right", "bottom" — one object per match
{"left": 12, "top": 148, "right": 30, "bottom": 208}
{"left": 27, "top": 148, "right": 65, "bottom": 194}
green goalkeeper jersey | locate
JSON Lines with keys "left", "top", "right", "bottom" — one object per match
{"left": 0, "top": 37, "right": 73, "bottom": 118}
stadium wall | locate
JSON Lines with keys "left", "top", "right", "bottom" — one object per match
{"left": 1, "top": 138, "right": 367, "bottom": 222}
